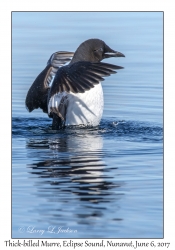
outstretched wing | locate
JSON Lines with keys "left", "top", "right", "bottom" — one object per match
{"left": 48, "top": 61, "right": 124, "bottom": 98}
{"left": 25, "top": 51, "right": 74, "bottom": 113}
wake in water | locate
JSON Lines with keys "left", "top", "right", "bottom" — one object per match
{"left": 12, "top": 117, "right": 163, "bottom": 143}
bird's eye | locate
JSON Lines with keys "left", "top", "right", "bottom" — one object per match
{"left": 93, "top": 48, "right": 102, "bottom": 52}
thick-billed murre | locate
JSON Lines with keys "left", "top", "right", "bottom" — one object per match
{"left": 25, "top": 39, "right": 125, "bottom": 129}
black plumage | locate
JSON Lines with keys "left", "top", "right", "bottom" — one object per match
{"left": 25, "top": 51, "right": 74, "bottom": 113}
{"left": 48, "top": 62, "right": 124, "bottom": 98}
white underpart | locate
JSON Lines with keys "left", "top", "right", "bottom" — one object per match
{"left": 48, "top": 83, "right": 104, "bottom": 127}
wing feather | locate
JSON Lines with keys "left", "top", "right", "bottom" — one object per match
{"left": 25, "top": 51, "right": 74, "bottom": 113}
{"left": 48, "top": 61, "right": 124, "bottom": 99}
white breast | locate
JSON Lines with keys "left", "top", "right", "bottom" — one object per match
{"left": 48, "top": 83, "right": 104, "bottom": 127}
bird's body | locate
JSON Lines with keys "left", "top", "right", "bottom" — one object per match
{"left": 25, "top": 39, "right": 125, "bottom": 129}
{"left": 48, "top": 83, "right": 104, "bottom": 127}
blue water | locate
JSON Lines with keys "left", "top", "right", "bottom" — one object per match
{"left": 12, "top": 12, "right": 163, "bottom": 238}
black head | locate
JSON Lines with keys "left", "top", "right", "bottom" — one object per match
{"left": 70, "top": 38, "right": 125, "bottom": 64}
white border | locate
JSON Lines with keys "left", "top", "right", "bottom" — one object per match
{"left": 1, "top": 1, "right": 175, "bottom": 249}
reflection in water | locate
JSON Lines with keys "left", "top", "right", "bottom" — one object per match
{"left": 12, "top": 117, "right": 163, "bottom": 237}
{"left": 26, "top": 132, "right": 124, "bottom": 227}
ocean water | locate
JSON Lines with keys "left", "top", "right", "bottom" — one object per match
{"left": 12, "top": 12, "right": 163, "bottom": 238}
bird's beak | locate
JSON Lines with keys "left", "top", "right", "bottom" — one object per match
{"left": 104, "top": 45, "right": 125, "bottom": 58}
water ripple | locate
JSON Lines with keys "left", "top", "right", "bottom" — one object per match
{"left": 12, "top": 117, "right": 163, "bottom": 143}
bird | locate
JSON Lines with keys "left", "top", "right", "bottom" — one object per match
{"left": 25, "top": 38, "right": 125, "bottom": 129}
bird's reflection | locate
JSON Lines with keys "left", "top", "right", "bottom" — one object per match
{"left": 26, "top": 130, "right": 124, "bottom": 225}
